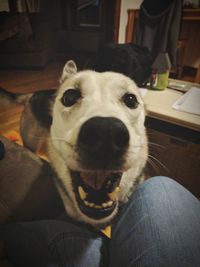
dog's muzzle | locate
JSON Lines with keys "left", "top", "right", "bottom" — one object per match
{"left": 71, "top": 117, "right": 129, "bottom": 220}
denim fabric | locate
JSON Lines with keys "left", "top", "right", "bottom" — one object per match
{"left": 110, "top": 176, "right": 200, "bottom": 267}
{"left": 0, "top": 176, "right": 200, "bottom": 267}
{"left": 0, "top": 220, "right": 108, "bottom": 267}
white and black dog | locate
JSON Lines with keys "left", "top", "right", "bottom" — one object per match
{"left": 4, "top": 60, "right": 148, "bottom": 228}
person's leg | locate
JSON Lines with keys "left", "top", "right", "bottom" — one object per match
{"left": 109, "top": 176, "right": 200, "bottom": 267}
{"left": 0, "top": 219, "right": 109, "bottom": 267}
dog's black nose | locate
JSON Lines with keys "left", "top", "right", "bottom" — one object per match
{"left": 77, "top": 117, "right": 129, "bottom": 167}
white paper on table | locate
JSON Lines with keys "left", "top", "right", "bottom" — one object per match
{"left": 173, "top": 87, "right": 200, "bottom": 116}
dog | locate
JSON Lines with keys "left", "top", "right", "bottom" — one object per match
{"left": 47, "top": 60, "right": 148, "bottom": 228}
{"left": 2, "top": 60, "right": 148, "bottom": 228}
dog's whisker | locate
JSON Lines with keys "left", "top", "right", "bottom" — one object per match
{"left": 128, "top": 144, "right": 146, "bottom": 153}
{"left": 148, "top": 154, "right": 169, "bottom": 173}
{"left": 51, "top": 136, "right": 67, "bottom": 142}
{"left": 147, "top": 157, "right": 161, "bottom": 175}
{"left": 25, "top": 133, "right": 75, "bottom": 149}
{"left": 130, "top": 145, "right": 144, "bottom": 151}
{"left": 50, "top": 136, "right": 75, "bottom": 149}
{"left": 148, "top": 142, "right": 165, "bottom": 149}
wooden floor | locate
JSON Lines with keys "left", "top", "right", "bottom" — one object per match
{"left": 0, "top": 61, "right": 63, "bottom": 135}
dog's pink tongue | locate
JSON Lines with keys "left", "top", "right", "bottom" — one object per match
{"left": 80, "top": 171, "right": 110, "bottom": 190}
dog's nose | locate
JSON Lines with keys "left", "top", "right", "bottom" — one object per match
{"left": 77, "top": 117, "right": 129, "bottom": 166}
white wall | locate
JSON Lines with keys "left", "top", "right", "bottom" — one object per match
{"left": 118, "top": 0, "right": 142, "bottom": 43}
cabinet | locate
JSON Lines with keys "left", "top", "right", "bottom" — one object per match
{"left": 146, "top": 117, "right": 200, "bottom": 198}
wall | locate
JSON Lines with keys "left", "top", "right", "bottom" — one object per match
{"left": 118, "top": 0, "right": 142, "bottom": 43}
{"left": 0, "top": 0, "right": 9, "bottom": 11}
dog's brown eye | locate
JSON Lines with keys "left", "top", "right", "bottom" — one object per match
{"left": 61, "top": 89, "right": 81, "bottom": 107}
{"left": 122, "top": 93, "right": 139, "bottom": 109}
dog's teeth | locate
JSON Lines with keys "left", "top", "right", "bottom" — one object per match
{"left": 88, "top": 202, "right": 95, "bottom": 208}
{"left": 83, "top": 199, "right": 114, "bottom": 209}
{"left": 84, "top": 200, "right": 89, "bottom": 206}
{"left": 107, "top": 200, "right": 113, "bottom": 207}
{"left": 108, "top": 187, "right": 120, "bottom": 201}
{"left": 94, "top": 205, "right": 102, "bottom": 209}
{"left": 83, "top": 200, "right": 95, "bottom": 208}
{"left": 78, "top": 186, "right": 87, "bottom": 200}
{"left": 102, "top": 202, "right": 108, "bottom": 208}
{"left": 102, "top": 201, "right": 113, "bottom": 208}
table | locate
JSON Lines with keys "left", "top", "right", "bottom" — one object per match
{"left": 143, "top": 81, "right": 200, "bottom": 198}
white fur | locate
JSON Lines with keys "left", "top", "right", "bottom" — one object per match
{"left": 48, "top": 61, "right": 148, "bottom": 226}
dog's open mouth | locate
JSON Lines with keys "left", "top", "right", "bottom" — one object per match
{"left": 71, "top": 170, "right": 122, "bottom": 219}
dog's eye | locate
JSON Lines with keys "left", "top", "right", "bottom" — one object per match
{"left": 61, "top": 89, "right": 81, "bottom": 107}
{"left": 122, "top": 93, "right": 139, "bottom": 109}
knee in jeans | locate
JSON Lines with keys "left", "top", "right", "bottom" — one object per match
{"left": 145, "top": 176, "right": 180, "bottom": 188}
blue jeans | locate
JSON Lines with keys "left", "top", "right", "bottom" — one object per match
{"left": 1, "top": 176, "right": 200, "bottom": 267}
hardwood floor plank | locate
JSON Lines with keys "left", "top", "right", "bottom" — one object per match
{"left": 0, "top": 61, "right": 63, "bottom": 136}
{"left": 0, "top": 104, "right": 24, "bottom": 135}
{"left": 0, "top": 62, "right": 63, "bottom": 93}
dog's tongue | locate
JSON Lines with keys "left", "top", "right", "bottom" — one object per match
{"left": 80, "top": 171, "right": 110, "bottom": 190}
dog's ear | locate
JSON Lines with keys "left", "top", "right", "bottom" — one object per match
{"left": 60, "top": 60, "right": 77, "bottom": 83}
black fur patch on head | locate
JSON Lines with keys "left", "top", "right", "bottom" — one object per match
{"left": 30, "top": 89, "right": 56, "bottom": 129}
